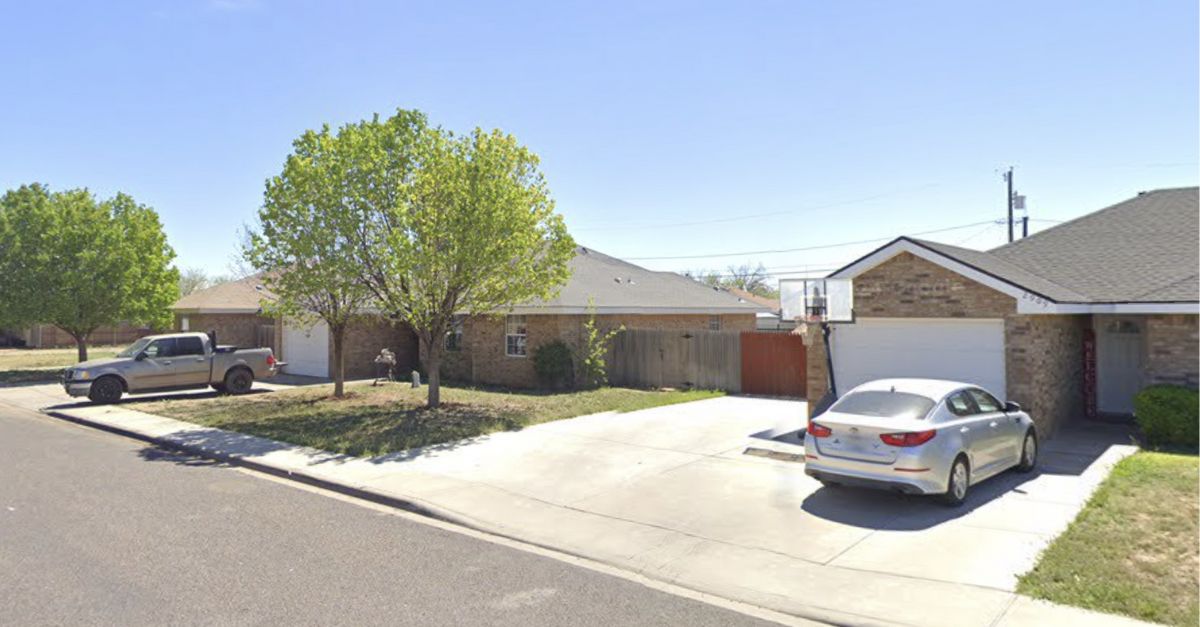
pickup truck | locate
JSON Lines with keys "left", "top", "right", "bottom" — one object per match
{"left": 62, "top": 332, "right": 282, "bottom": 404}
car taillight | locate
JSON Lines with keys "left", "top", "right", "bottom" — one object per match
{"left": 880, "top": 430, "right": 936, "bottom": 447}
{"left": 266, "top": 354, "right": 276, "bottom": 367}
{"left": 807, "top": 422, "right": 833, "bottom": 438}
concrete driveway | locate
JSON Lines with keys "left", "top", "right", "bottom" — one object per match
{"left": 382, "top": 395, "right": 1135, "bottom": 592}
{"left": 14, "top": 385, "right": 1145, "bottom": 626}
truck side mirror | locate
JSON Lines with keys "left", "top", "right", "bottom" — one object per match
{"left": 135, "top": 352, "right": 147, "bottom": 361}
{"left": 1004, "top": 401, "right": 1021, "bottom": 413}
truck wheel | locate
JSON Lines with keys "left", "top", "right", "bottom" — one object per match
{"left": 224, "top": 368, "right": 254, "bottom": 395}
{"left": 88, "top": 376, "right": 124, "bottom": 404}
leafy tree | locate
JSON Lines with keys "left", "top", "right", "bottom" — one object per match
{"left": 0, "top": 184, "right": 179, "bottom": 361}
{"left": 179, "top": 267, "right": 226, "bottom": 296}
{"left": 337, "top": 109, "right": 575, "bottom": 407}
{"left": 246, "top": 126, "right": 377, "bottom": 397}
{"left": 683, "top": 262, "right": 778, "bottom": 299}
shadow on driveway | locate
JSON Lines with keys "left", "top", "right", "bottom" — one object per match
{"left": 801, "top": 420, "right": 1138, "bottom": 531}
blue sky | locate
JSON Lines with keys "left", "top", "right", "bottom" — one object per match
{"left": 2, "top": 1, "right": 1196, "bottom": 281}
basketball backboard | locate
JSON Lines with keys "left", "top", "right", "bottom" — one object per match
{"left": 780, "top": 278, "right": 853, "bottom": 322}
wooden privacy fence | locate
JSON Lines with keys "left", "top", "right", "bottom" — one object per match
{"left": 608, "top": 329, "right": 808, "bottom": 397}
{"left": 609, "top": 328, "right": 742, "bottom": 392}
{"left": 740, "top": 331, "right": 807, "bottom": 397}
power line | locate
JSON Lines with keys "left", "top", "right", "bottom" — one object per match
{"left": 625, "top": 219, "right": 996, "bottom": 261}
{"left": 572, "top": 184, "right": 939, "bottom": 232}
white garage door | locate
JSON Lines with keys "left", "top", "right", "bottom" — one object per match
{"left": 281, "top": 319, "right": 329, "bottom": 377}
{"left": 831, "top": 318, "right": 1006, "bottom": 398}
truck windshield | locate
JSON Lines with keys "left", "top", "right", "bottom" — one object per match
{"left": 116, "top": 338, "right": 153, "bottom": 358}
{"left": 830, "top": 391, "right": 936, "bottom": 420}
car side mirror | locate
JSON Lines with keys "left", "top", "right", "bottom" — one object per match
{"left": 135, "top": 352, "right": 147, "bottom": 361}
{"left": 1004, "top": 401, "right": 1021, "bottom": 413}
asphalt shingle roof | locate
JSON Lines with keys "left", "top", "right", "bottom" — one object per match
{"left": 172, "top": 274, "right": 274, "bottom": 312}
{"left": 516, "top": 247, "right": 767, "bottom": 313}
{"left": 989, "top": 187, "right": 1198, "bottom": 302}
{"left": 841, "top": 188, "right": 1198, "bottom": 305}
{"left": 173, "top": 250, "right": 764, "bottom": 314}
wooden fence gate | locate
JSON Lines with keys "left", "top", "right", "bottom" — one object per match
{"left": 609, "top": 328, "right": 742, "bottom": 392}
{"left": 740, "top": 332, "right": 807, "bottom": 397}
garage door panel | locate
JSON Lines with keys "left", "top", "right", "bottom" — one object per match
{"left": 282, "top": 319, "right": 330, "bottom": 377}
{"left": 832, "top": 318, "right": 1006, "bottom": 398}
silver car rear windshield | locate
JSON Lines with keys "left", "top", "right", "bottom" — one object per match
{"left": 830, "top": 391, "right": 936, "bottom": 420}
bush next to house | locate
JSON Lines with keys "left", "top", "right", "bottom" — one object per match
{"left": 533, "top": 340, "right": 574, "bottom": 389}
{"left": 1134, "top": 385, "right": 1199, "bottom": 448}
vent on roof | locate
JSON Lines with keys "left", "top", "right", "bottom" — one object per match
{"left": 254, "top": 285, "right": 265, "bottom": 291}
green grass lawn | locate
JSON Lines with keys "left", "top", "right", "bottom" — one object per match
{"left": 0, "top": 346, "right": 121, "bottom": 384}
{"left": 1018, "top": 451, "right": 1199, "bottom": 626}
{"left": 132, "top": 382, "right": 724, "bottom": 457}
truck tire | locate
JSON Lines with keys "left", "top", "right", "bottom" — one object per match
{"left": 88, "top": 376, "right": 124, "bottom": 404}
{"left": 223, "top": 368, "right": 254, "bottom": 395}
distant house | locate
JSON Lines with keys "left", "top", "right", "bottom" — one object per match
{"left": 170, "top": 248, "right": 766, "bottom": 387}
{"left": 725, "top": 287, "right": 794, "bottom": 331}
{"left": 806, "top": 187, "right": 1198, "bottom": 436}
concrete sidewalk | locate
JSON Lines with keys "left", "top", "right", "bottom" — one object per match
{"left": 31, "top": 393, "right": 1147, "bottom": 627}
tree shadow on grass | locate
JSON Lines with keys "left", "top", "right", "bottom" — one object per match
{"left": 201, "top": 401, "right": 524, "bottom": 460}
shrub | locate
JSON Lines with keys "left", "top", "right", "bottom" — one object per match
{"left": 579, "top": 306, "right": 623, "bottom": 389}
{"left": 533, "top": 340, "right": 574, "bottom": 389}
{"left": 1134, "top": 385, "right": 1199, "bottom": 448}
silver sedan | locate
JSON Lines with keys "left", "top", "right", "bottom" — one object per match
{"left": 803, "top": 378, "right": 1038, "bottom": 506}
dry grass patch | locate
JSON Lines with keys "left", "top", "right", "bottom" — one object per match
{"left": 132, "top": 381, "right": 724, "bottom": 457}
{"left": 1017, "top": 451, "right": 1199, "bottom": 626}
{"left": 0, "top": 346, "right": 121, "bottom": 384}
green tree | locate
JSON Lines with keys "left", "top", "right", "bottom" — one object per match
{"left": 338, "top": 109, "right": 575, "bottom": 407}
{"left": 0, "top": 184, "right": 179, "bottom": 361}
{"left": 246, "top": 126, "right": 377, "bottom": 398}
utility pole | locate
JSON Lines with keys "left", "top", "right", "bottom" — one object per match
{"left": 1004, "top": 166, "right": 1014, "bottom": 242}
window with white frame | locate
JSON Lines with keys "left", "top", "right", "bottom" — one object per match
{"left": 505, "top": 315, "right": 527, "bottom": 357}
{"left": 444, "top": 315, "right": 464, "bottom": 351}
{"left": 708, "top": 315, "right": 721, "bottom": 331}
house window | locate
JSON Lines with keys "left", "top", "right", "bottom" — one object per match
{"left": 708, "top": 315, "right": 721, "bottom": 331}
{"left": 180, "top": 316, "right": 190, "bottom": 331}
{"left": 505, "top": 315, "right": 527, "bottom": 357}
{"left": 444, "top": 315, "right": 464, "bottom": 351}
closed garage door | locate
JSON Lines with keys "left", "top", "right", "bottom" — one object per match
{"left": 282, "top": 319, "right": 329, "bottom": 377}
{"left": 831, "top": 318, "right": 1006, "bottom": 398}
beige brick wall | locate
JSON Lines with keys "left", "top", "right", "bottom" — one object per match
{"left": 434, "top": 312, "right": 756, "bottom": 388}
{"left": 1005, "top": 314, "right": 1086, "bottom": 436}
{"left": 331, "top": 316, "right": 418, "bottom": 380}
{"left": 1144, "top": 314, "right": 1199, "bottom": 389}
{"left": 175, "top": 313, "right": 275, "bottom": 352}
{"left": 852, "top": 252, "right": 1017, "bottom": 318}
{"left": 804, "top": 252, "right": 1089, "bottom": 436}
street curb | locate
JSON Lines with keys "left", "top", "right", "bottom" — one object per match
{"left": 40, "top": 408, "right": 473, "bottom": 530}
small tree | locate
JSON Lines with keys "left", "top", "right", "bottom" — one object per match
{"left": 578, "top": 304, "right": 623, "bottom": 389}
{"left": 247, "top": 126, "right": 376, "bottom": 397}
{"left": 343, "top": 109, "right": 575, "bottom": 408}
{"left": 0, "top": 184, "right": 179, "bottom": 361}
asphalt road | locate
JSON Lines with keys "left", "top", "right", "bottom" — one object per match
{"left": 0, "top": 403, "right": 778, "bottom": 626}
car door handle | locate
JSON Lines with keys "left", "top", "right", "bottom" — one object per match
{"left": 989, "top": 421, "right": 999, "bottom": 428}
{"left": 162, "top": 360, "right": 172, "bottom": 365}
{"left": 960, "top": 427, "right": 970, "bottom": 434}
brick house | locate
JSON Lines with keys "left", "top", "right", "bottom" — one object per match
{"left": 172, "top": 248, "right": 764, "bottom": 386}
{"left": 171, "top": 275, "right": 417, "bottom": 380}
{"left": 435, "top": 247, "right": 764, "bottom": 388}
{"left": 805, "top": 187, "right": 1198, "bottom": 437}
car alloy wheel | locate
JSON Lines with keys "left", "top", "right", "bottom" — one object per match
{"left": 1017, "top": 431, "right": 1037, "bottom": 473}
{"left": 941, "top": 457, "right": 970, "bottom": 506}
{"left": 224, "top": 369, "right": 253, "bottom": 395}
{"left": 88, "top": 377, "right": 122, "bottom": 404}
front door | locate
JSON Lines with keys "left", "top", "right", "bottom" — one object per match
{"left": 1097, "top": 318, "right": 1144, "bottom": 415}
